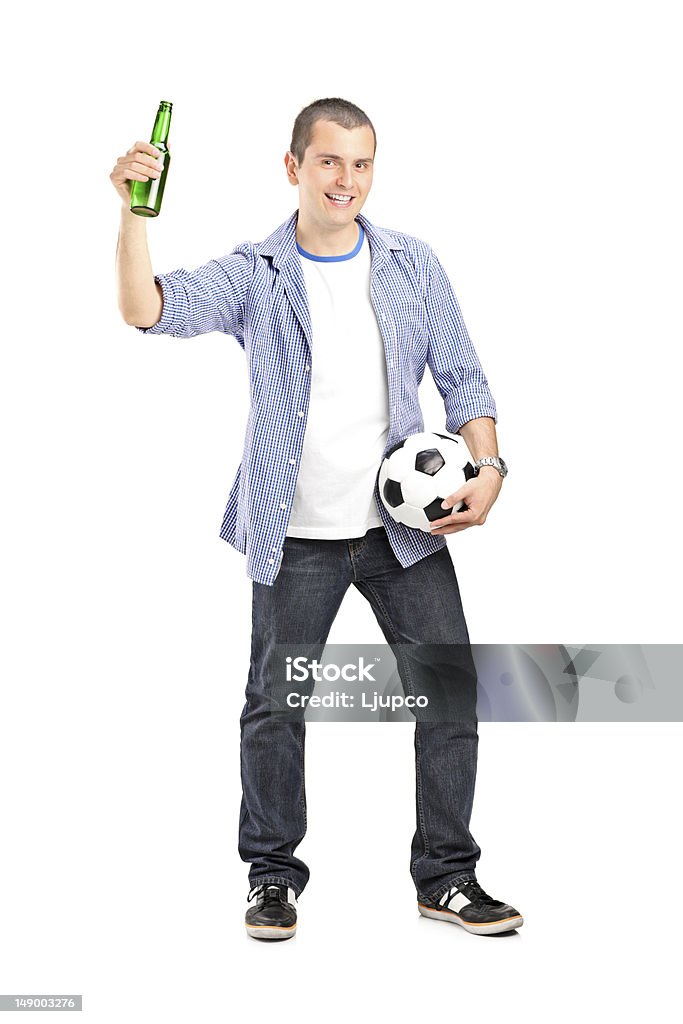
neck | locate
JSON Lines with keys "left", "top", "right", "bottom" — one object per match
{"left": 295, "top": 210, "right": 360, "bottom": 256}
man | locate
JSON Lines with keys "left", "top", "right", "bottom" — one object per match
{"left": 111, "top": 97, "right": 522, "bottom": 941}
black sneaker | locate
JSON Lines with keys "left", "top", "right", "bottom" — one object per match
{"left": 245, "top": 884, "right": 297, "bottom": 941}
{"left": 418, "top": 878, "right": 524, "bottom": 935}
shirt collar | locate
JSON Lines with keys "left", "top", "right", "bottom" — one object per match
{"left": 255, "top": 208, "right": 404, "bottom": 270}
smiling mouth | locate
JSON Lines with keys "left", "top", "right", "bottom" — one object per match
{"left": 325, "top": 193, "right": 355, "bottom": 206}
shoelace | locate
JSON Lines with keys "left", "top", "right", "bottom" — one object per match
{"left": 455, "top": 880, "right": 496, "bottom": 904}
{"left": 247, "top": 884, "right": 288, "bottom": 906}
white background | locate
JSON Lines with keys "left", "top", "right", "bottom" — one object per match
{"left": 1, "top": 0, "right": 681, "bottom": 1019}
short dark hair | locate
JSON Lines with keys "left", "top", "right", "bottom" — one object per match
{"left": 289, "top": 97, "right": 377, "bottom": 166}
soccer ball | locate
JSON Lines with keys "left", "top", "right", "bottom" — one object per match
{"left": 378, "top": 431, "right": 477, "bottom": 532}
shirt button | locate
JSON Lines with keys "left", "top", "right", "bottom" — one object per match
{"left": 297, "top": 410, "right": 304, "bottom": 418}
{"left": 268, "top": 558, "right": 274, "bottom": 565}
{"left": 271, "top": 547, "right": 278, "bottom": 553}
{"left": 280, "top": 503, "right": 287, "bottom": 510}
{"left": 288, "top": 458, "right": 296, "bottom": 464}
{"left": 305, "top": 364, "right": 310, "bottom": 372}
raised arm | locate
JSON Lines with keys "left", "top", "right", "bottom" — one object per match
{"left": 110, "top": 140, "right": 166, "bottom": 327}
{"left": 110, "top": 139, "right": 253, "bottom": 342}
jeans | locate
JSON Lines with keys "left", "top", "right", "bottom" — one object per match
{"left": 238, "top": 525, "right": 481, "bottom": 902}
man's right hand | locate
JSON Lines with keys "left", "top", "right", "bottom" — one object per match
{"left": 110, "top": 141, "right": 165, "bottom": 207}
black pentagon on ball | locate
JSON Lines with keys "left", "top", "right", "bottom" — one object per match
{"left": 464, "top": 461, "right": 476, "bottom": 481}
{"left": 382, "top": 478, "right": 404, "bottom": 508}
{"left": 424, "top": 497, "right": 449, "bottom": 521}
{"left": 424, "top": 497, "right": 470, "bottom": 521}
{"left": 415, "top": 448, "right": 445, "bottom": 476}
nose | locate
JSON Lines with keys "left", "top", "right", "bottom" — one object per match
{"left": 337, "top": 165, "right": 354, "bottom": 189}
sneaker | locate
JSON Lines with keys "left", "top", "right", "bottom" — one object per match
{"left": 418, "top": 878, "right": 524, "bottom": 935}
{"left": 245, "top": 884, "right": 298, "bottom": 941}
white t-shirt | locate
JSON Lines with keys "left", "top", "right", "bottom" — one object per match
{"left": 285, "top": 224, "right": 390, "bottom": 539}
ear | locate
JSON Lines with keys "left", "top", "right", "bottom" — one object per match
{"left": 284, "top": 151, "right": 299, "bottom": 185}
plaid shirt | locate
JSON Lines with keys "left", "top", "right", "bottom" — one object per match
{"left": 136, "top": 209, "right": 497, "bottom": 585}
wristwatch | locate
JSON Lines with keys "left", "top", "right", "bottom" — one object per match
{"left": 474, "top": 456, "right": 508, "bottom": 479}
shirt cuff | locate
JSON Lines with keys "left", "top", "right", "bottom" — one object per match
{"left": 448, "top": 400, "right": 498, "bottom": 435}
{"left": 134, "top": 273, "right": 182, "bottom": 336}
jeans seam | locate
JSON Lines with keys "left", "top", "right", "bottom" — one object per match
{"left": 357, "top": 579, "right": 432, "bottom": 879}
{"left": 298, "top": 728, "right": 307, "bottom": 831}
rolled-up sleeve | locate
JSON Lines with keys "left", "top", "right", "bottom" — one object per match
{"left": 425, "top": 247, "right": 497, "bottom": 434}
{"left": 135, "top": 244, "right": 253, "bottom": 345}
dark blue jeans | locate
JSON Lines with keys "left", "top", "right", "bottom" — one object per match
{"left": 238, "top": 526, "right": 481, "bottom": 902}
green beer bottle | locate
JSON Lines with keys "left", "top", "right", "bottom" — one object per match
{"left": 130, "top": 100, "right": 173, "bottom": 217}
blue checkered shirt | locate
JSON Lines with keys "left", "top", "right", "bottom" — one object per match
{"left": 136, "top": 209, "right": 497, "bottom": 585}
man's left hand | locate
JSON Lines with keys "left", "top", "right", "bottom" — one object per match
{"left": 428, "top": 467, "right": 503, "bottom": 535}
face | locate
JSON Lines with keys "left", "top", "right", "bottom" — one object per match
{"left": 285, "top": 119, "right": 375, "bottom": 229}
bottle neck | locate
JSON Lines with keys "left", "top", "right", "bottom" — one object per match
{"left": 151, "top": 104, "right": 172, "bottom": 144}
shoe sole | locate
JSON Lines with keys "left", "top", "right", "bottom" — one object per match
{"left": 418, "top": 903, "right": 524, "bottom": 935}
{"left": 245, "top": 922, "right": 297, "bottom": 941}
